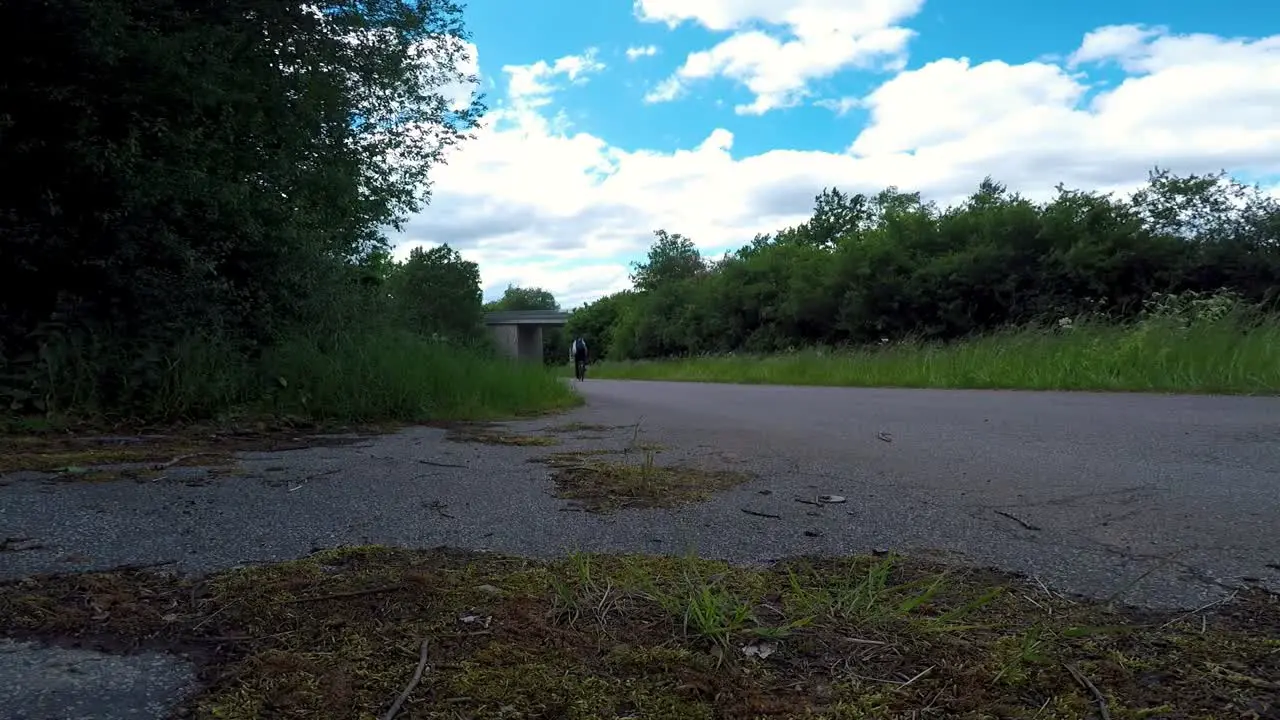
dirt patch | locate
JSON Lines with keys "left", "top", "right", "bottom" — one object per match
{"left": 440, "top": 423, "right": 560, "bottom": 447}
{"left": 542, "top": 422, "right": 629, "bottom": 434}
{"left": 1, "top": 547, "right": 1276, "bottom": 719}
{"left": 0, "top": 428, "right": 378, "bottom": 482}
{"left": 532, "top": 450, "right": 752, "bottom": 513}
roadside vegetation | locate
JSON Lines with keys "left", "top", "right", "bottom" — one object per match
{"left": 0, "top": 0, "right": 575, "bottom": 432}
{"left": 568, "top": 173, "right": 1280, "bottom": 394}
{"left": 2, "top": 546, "right": 1276, "bottom": 718}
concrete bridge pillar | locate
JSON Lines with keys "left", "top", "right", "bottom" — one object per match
{"left": 484, "top": 310, "right": 567, "bottom": 362}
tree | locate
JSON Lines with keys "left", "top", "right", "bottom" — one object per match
{"left": 485, "top": 285, "right": 560, "bottom": 312}
{"left": 0, "top": 0, "right": 486, "bottom": 413}
{"left": 581, "top": 174, "right": 1280, "bottom": 361}
{"left": 630, "top": 230, "right": 705, "bottom": 292}
{"left": 388, "top": 245, "right": 483, "bottom": 341}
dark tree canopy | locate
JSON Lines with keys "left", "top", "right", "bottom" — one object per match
{"left": 0, "top": 0, "right": 487, "bottom": 416}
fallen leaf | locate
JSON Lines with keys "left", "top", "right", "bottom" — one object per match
{"left": 742, "top": 641, "right": 777, "bottom": 659}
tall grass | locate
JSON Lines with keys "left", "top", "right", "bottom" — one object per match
{"left": 587, "top": 311, "right": 1280, "bottom": 395}
{"left": 18, "top": 326, "right": 580, "bottom": 428}
{"left": 260, "top": 329, "right": 580, "bottom": 422}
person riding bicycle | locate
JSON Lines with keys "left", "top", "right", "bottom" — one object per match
{"left": 570, "top": 336, "right": 589, "bottom": 381}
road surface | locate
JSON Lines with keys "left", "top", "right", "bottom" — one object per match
{"left": 566, "top": 380, "right": 1280, "bottom": 605}
{"left": 4, "top": 380, "right": 1279, "bottom": 718}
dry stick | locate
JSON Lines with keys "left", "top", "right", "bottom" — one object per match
{"left": 899, "top": 665, "right": 934, "bottom": 688}
{"left": 1158, "top": 590, "right": 1237, "bottom": 629}
{"left": 993, "top": 509, "right": 1041, "bottom": 531}
{"left": 741, "top": 508, "right": 782, "bottom": 519}
{"left": 382, "top": 637, "right": 431, "bottom": 720}
{"left": 418, "top": 459, "right": 467, "bottom": 468}
{"left": 1064, "top": 662, "right": 1112, "bottom": 720}
{"left": 153, "top": 452, "right": 222, "bottom": 470}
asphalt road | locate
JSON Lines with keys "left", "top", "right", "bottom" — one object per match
{"left": 3, "top": 379, "right": 1279, "bottom": 718}
{"left": 563, "top": 380, "right": 1280, "bottom": 607}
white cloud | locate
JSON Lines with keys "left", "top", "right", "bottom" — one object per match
{"left": 502, "top": 48, "right": 605, "bottom": 107}
{"left": 391, "top": 26, "right": 1280, "bottom": 308}
{"left": 626, "top": 44, "right": 659, "bottom": 60}
{"left": 637, "top": 0, "right": 925, "bottom": 114}
{"left": 814, "top": 96, "right": 861, "bottom": 115}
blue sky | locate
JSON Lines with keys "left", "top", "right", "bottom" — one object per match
{"left": 391, "top": 0, "right": 1280, "bottom": 308}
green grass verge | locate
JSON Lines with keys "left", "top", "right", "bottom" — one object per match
{"left": 2, "top": 546, "right": 1275, "bottom": 718}
{"left": 8, "top": 327, "right": 581, "bottom": 430}
{"left": 259, "top": 331, "right": 581, "bottom": 422}
{"left": 586, "top": 316, "right": 1280, "bottom": 394}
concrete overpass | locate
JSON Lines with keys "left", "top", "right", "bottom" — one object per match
{"left": 483, "top": 310, "right": 569, "bottom": 361}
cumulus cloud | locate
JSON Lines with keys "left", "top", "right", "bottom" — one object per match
{"left": 625, "top": 44, "right": 659, "bottom": 60}
{"left": 636, "top": 0, "right": 924, "bottom": 114}
{"left": 502, "top": 48, "right": 605, "bottom": 107}
{"left": 390, "top": 25, "right": 1280, "bottom": 307}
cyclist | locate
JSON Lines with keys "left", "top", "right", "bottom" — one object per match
{"left": 570, "top": 336, "right": 589, "bottom": 381}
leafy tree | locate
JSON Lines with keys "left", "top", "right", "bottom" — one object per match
{"left": 584, "top": 170, "right": 1280, "bottom": 361}
{"left": 0, "top": 0, "right": 485, "bottom": 415}
{"left": 485, "top": 285, "right": 561, "bottom": 312}
{"left": 629, "top": 230, "right": 705, "bottom": 291}
{"left": 388, "top": 245, "right": 483, "bottom": 341}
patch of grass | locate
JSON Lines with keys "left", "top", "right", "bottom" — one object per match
{"left": 441, "top": 423, "right": 561, "bottom": 447}
{"left": 2, "top": 547, "right": 1277, "bottom": 719}
{"left": 587, "top": 314, "right": 1280, "bottom": 394}
{"left": 7, "top": 327, "right": 581, "bottom": 430}
{"left": 0, "top": 429, "right": 375, "bottom": 480}
{"left": 260, "top": 330, "right": 583, "bottom": 423}
{"left": 533, "top": 449, "right": 750, "bottom": 512}
{"left": 541, "top": 421, "right": 627, "bottom": 434}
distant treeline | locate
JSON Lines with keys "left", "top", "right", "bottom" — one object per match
{"left": 567, "top": 171, "right": 1280, "bottom": 360}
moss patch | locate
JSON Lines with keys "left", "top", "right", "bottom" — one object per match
{"left": 531, "top": 450, "right": 751, "bottom": 513}
{"left": 1, "top": 548, "right": 1277, "bottom": 719}
{"left": 0, "top": 428, "right": 376, "bottom": 481}
{"left": 440, "top": 423, "right": 560, "bottom": 447}
{"left": 541, "top": 422, "right": 628, "bottom": 434}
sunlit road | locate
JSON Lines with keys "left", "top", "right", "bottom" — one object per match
{"left": 565, "top": 379, "right": 1280, "bottom": 606}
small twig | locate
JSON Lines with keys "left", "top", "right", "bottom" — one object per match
{"left": 1021, "top": 593, "right": 1051, "bottom": 615}
{"left": 899, "top": 665, "right": 934, "bottom": 688}
{"left": 0, "top": 537, "right": 43, "bottom": 552}
{"left": 279, "top": 584, "right": 403, "bottom": 605}
{"left": 1208, "top": 664, "right": 1280, "bottom": 690}
{"left": 1064, "top": 662, "right": 1112, "bottom": 720}
{"left": 109, "top": 560, "right": 178, "bottom": 573}
{"left": 1159, "top": 590, "right": 1236, "bottom": 629}
{"left": 427, "top": 500, "right": 455, "bottom": 519}
{"left": 418, "top": 459, "right": 466, "bottom": 468}
{"left": 152, "top": 452, "right": 221, "bottom": 470}
{"left": 741, "top": 508, "right": 782, "bottom": 519}
{"left": 994, "top": 509, "right": 1040, "bottom": 531}
{"left": 287, "top": 467, "right": 341, "bottom": 492}
{"left": 1105, "top": 548, "right": 1188, "bottom": 605}
{"left": 841, "top": 636, "right": 887, "bottom": 646}
{"left": 382, "top": 637, "right": 430, "bottom": 720}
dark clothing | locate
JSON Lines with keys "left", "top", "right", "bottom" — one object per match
{"left": 571, "top": 338, "right": 588, "bottom": 381}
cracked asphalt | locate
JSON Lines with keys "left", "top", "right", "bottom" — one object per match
{"left": 3, "top": 379, "right": 1279, "bottom": 717}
